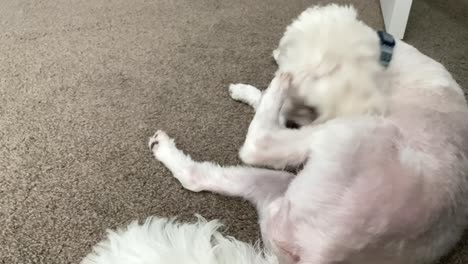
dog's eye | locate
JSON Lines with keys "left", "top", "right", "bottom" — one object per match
{"left": 306, "top": 106, "right": 318, "bottom": 115}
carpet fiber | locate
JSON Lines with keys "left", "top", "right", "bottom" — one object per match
{"left": 0, "top": 0, "right": 467, "bottom": 263}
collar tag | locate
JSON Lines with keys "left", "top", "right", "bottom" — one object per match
{"left": 377, "top": 31, "right": 395, "bottom": 68}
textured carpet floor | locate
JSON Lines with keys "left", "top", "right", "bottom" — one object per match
{"left": 0, "top": 0, "right": 467, "bottom": 263}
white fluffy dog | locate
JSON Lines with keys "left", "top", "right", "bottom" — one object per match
{"left": 82, "top": 4, "right": 468, "bottom": 264}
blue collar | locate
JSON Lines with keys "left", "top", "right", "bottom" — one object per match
{"left": 377, "top": 31, "right": 395, "bottom": 68}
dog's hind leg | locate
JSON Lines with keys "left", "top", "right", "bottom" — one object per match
{"left": 149, "top": 130, "right": 294, "bottom": 207}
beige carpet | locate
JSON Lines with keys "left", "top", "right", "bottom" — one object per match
{"left": 0, "top": 0, "right": 467, "bottom": 263}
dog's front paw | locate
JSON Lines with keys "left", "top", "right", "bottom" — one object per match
{"left": 229, "top": 83, "right": 256, "bottom": 101}
{"left": 279, "top": 72, "right": 292, "bottom": 87}
{"left": 228, "top": 84, "right": 262, "bottom": 108}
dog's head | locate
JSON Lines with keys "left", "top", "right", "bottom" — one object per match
{"left": 275, "top": 4, "right": 389, "bottom": 128}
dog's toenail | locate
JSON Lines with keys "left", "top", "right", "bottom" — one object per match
{"left": 150, "top": 140, "right": 158, "bottom": 150}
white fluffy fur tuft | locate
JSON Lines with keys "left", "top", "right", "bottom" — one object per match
{"left": 82, "top": 216, "right": 278, "bottom": 264}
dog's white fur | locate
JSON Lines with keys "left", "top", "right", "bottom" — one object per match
{"left": 82, "top": 216, "right": 279, "bottom": 264}
{"left": 83, "top": 4, "right": 468, "bottom": 264}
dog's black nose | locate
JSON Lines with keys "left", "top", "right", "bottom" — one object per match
{"left": 285, "top": 120, "right": 300, "bottom": 129}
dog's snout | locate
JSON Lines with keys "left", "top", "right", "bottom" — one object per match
{"left": 285, "top": 120, "right": 300, "bottom": 129}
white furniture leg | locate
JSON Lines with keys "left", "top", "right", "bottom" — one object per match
{"left": 380, "top": 0, "right": 413, "bottom": 39}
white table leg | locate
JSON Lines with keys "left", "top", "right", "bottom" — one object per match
{"left": 380, "top": 0, "right": 413, "bottom": 39}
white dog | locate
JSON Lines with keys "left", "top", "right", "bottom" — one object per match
{"left": 82, "top": 4, "right": 468, "bottom": 264}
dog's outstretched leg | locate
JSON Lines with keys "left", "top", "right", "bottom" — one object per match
{"left": 149, "top": 131, "right": 294, "bottom": 207}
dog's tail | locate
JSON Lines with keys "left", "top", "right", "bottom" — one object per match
{"left": 81, "top": 215, "right": 278, "bottom": 264}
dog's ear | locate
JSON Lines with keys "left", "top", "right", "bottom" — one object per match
{"left": 273, "top": 49, "right": 280, "bottom": 64}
